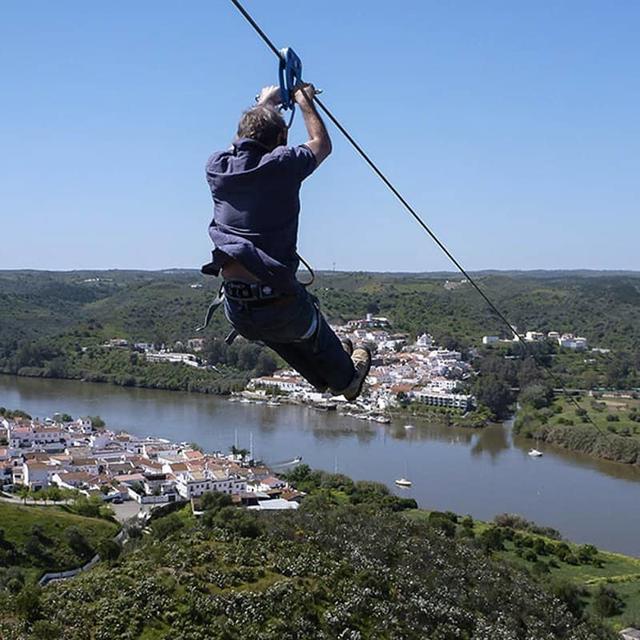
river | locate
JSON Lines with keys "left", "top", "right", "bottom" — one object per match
{"left": 2, "top": 374, "right": 640, "bottom": 556}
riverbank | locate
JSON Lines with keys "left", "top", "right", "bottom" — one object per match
{"left": 1, "top": 352, "right": 249, "bottom": 396}
{"left": 515, "top": 395, "right": 640, "bottom": 466}
{"left": 3, "top": 374, "right": 640, "bottom": 556}
{"left": 390, "top": 402, "right": 492, "bottom": 428}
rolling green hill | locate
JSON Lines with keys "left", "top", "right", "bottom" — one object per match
{"left": 0, "top": 501, "right": 119, "bottom": 583}
{"left": 1, "top": 269, "right": 639, "bottom": 394}
{"left": 0, "top": 495, "right": 615, "bottom": 640}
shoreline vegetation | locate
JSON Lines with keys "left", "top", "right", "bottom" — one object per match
{"left": 515, "top": 394, "right": 640, "bottom": 467}
{"left": 0, "top": 355, "right": 250, "bottom": 396}
{"left": 389, "top": 402, "right": 493, "bottom": 428}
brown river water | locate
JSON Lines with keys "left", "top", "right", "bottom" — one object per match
{"left": 2, "top": 374, "right": 639, "bottom": 555}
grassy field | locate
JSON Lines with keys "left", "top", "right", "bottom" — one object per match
{"left": 502, "top": 538, "right": 640, "bottom": 628}
{"left": 550, "top": 395, "right": 640, "bottom": 438}
{"left": 0, "top": 501, "right": 119, "bottom": 577}
{"left": 406, "top": 509, "right": 640, "bottom": 630}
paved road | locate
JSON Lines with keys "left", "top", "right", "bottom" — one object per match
{"left": 111, "top": 501, "right": 144, "bottom": 522}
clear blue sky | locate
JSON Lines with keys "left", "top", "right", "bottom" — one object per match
{"left": 1, "top": 1, "right": 638, "bottom": 272}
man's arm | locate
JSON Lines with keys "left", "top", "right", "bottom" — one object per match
{"left": 294, "top": 83, "right": 332, "bottom": 167}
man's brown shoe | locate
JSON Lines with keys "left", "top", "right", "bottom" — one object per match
{"left": 340, "top": 346, "right": 372, "bottom": 402}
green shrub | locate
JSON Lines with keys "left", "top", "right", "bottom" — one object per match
{"left": 428, "top": 512, "right": 456, "bottom": 538}
{"left": 150, "top": 513, "right": 184, "bottom": 539}
{"left": 592, "top": 585, "right": 624, "bottom": 618}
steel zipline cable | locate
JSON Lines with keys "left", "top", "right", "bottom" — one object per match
{"left": 227, "top": 0, "right": 607, "bottom": 437}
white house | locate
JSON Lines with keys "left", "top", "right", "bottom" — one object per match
{"left": 23, "top": 462, "right": 52, "bottom": 490}
{"left": 176, "top": 469, "right": 246, "bottom": 499}
{"left": 31, "top": 427, "right": 65, "bottom": 446}
{"left": 413, "top": 389, "right": 473, "bottom": 411}
{"left": 558, "top": 334, "right": 588, "bottom": 350}
{"left": 69, "top": 457, "right": 100, "bottom": 475}
{"left": 249, "top": 375, "right": 305, "bottom": 394}
{"left": 134, "top": 342, "right": 154, "bottom": 352}
{"left": 429, "top": 377, "right": 458, "bottom": 391}
{"left": 89, "top": 433, "right": 113, "bottom": 450}
{"left": 70, "top": 418, "right": 94, "bottom": 434}
{"left": 9, "top": 427, "right": 34, "bottom": 449}
{"left": 245, "top": 475, "right": 287, "bottom": 493}
{"left": 415, "top": 333, "right": 434, "bottom": 349}
{"left": 52, "top": 471, "right": 97, "bottom": 492}
{"left": 248, "top": 498, "right": 299, "bottom": 511}
{"left": 145, "top": 351, "right": 201, "bottom": 368}
{"left": 427, "top": 348, "right": 462, "bottom": 364}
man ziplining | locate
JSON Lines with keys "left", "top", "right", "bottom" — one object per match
{"left": 203, "top": 82, "right": 371, "bottom": 401}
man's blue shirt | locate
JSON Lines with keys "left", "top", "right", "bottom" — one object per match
{"left": 205, "top": 138, "right": 316, "bottom": 293}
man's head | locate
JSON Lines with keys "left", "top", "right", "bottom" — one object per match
{"left": 236, "top": 105, "right": 287, "bottom": 151}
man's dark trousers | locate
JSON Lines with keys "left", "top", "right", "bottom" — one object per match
{"left": 224, "top": 287, "right": 354, "bottom": 392}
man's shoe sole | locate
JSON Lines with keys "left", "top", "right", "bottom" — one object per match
{"left": 341, "top": 338, "right": 353, "bottom": 356}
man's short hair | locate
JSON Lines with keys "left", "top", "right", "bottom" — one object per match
{"left": 237, "top": 105, "right": 286, "bottom": 150}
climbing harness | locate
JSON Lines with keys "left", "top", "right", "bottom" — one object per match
{"left": 196, "top": 280, "right": 320, "bottom": 350}
{"left": 197, "top": 249, "right": 315, "bottom": 336}
{"left": 296, "top": 252, "right": 315, "bottom": 287}
{"left": 225, "top": 0, "right": 609, "bottom": 437}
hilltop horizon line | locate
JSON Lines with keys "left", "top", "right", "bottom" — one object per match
{"left": 1, "top": 268, "right": 640, "bottom": 277}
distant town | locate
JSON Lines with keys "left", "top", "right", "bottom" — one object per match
{"left": 96, "top": 312, "right": 605, "bottom": 418}
{"left": 247, "top": 314, "right": 474, "bottom": 413}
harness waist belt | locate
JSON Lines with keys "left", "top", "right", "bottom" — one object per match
{"left": 223, "top": 280, "right": 282, "bottom": 302}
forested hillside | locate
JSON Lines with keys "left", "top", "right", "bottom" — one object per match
{"left": 1, "top": 269, "right": 639, "bottom": 393}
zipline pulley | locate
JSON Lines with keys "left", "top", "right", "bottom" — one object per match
{"left": 278, "top": 47, "right": 302, "bottom": 127}
{"left": 278, "top": 47, "right": 302, "bottom": 110}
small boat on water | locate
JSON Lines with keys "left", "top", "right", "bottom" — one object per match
{"left": 404, "top": 424, "right": 415, "bottom": 430}
{"left": 528, "top": 448, "right": 543, "bottom": 457}
{"left": 395, "top": 477, "right": 412, "bottom": 487}
{"left": 313, "top": 402, "right": 337, "bottom": 412}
